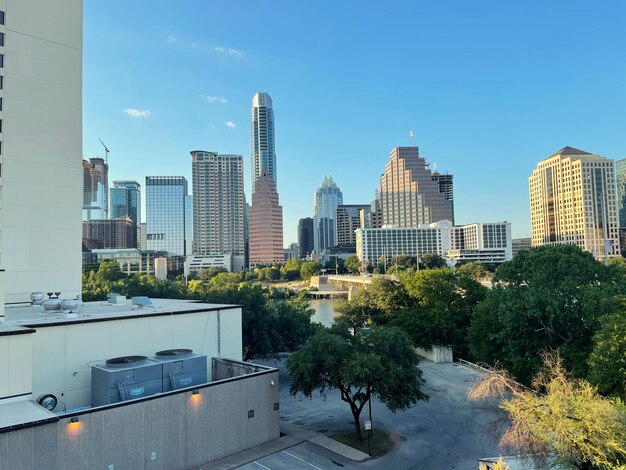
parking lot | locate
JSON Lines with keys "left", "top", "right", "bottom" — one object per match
{"left": 244, "top": 357, "right": 505, "bottom": 469}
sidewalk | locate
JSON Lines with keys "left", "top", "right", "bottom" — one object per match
{"left": 202, "top": 420, "right": 370, "bottom": 469}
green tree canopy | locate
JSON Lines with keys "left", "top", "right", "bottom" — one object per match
{"left": 287, "top": 326, "right": 428, "bottom": 440}
{"left": 456, "top": 261, "right": 489, "bottom": 281}
{"left": 468, "top": 245, "right": 625, "bottom": 384}
{"left": 300, "top": 261, "right": 321, "bottom": 280}
{"left": 344, "top": 255, "right": 361, "bottom": 275}
{"left": 588, "top": 311, "right": 626, "bottom": 400}
{"left": 419, "top": 253, "right": 447, "bottom": 270}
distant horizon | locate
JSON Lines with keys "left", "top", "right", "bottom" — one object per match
{"left": 82, "top": 1, "right": 626, "bottom": 244}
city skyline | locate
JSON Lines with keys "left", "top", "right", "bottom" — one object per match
{"left": 82, "top": 1, "right": 626, "bottom": 244}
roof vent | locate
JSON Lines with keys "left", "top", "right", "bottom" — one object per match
{"left": 155, "top": 349, "right": 193, "bottom": 358}
{"left": 104, "top": 355, "right": 149, "bottom": 368}
{"left": 132, "top": 296, "right": 153, "bottom": 308}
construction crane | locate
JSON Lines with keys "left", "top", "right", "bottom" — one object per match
{"left": 98, "top": 138, "right": 110, "bottom": 165}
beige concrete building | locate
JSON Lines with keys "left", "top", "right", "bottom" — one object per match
{"left": 249, "top": 173, "right": 284, "bottom": 266}
{"left": 379, "top": 147, "right": 453, "bottom": 227}
{"left": 529, "top": 147, "right": 620, "bottom": 259}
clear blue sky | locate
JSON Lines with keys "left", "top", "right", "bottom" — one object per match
{"left": 83, "top": 1, "right": 626, "bottom": 243}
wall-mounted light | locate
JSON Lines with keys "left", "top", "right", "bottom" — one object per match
{"left": 192, "top": 389, "right": 199, "bottom": 395}
{"left": 70, "top": 417, "right": 79, "bottom": 423}
{"left": 67, "top": 416, "right": 82, "bottom": 437}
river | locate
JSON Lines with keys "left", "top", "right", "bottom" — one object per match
{"left": 308, "top": 298, "right": 339, "bottom": 327}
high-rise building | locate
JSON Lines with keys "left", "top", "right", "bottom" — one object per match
{"left": 249, "top": 173, "right": 284, "bottom": 266}
{"left": 82, "top": 157, "right": 109, "bottom": 220}
{"left": 512, "top": 237, "right": 532, "bottom": 257}
{"left": 191, "top": 151, "right": 245, "bottom": 271}
{"left": 82, "top": 217, "right": 134, "bottom": 250}
{"left": 146, "top": 176, "right": 192, "bottom": 257}
{"left": 529, "top": 147, "right": 620, "bottom": 259}
{"left": 110, "top": 180, "right": 140, "bottom": 248}
{"left": 313, "top": 176, "right": 343, "bottom": 253}
{"left": 251, "top": 92, "right": 276, "bottom": 195}
{"left": 0, "top": 0, "right": 83, "bottom": 314}
{"left": 297, "top": 217, "right": 314, "bottom": 259}
{"left": 336, "top": 204, "right": 369, "bottom": 246}
{"left": 379, "top": 146, "right": 453, "bottom": 227}
{"left": 431, "top": 169, "right": 454, "bottom": 224}
{"left": 615, "top": 158, "right": 626, "bottom": 228}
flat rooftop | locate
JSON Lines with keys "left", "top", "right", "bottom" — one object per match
{"left": 2, "top": 298, "right": 240, "bottom": 334}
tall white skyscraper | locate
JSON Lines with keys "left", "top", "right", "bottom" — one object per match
{"left": 313, "top": 176, "right": 343, "bottom": 253}
{"left": 0, "top": 0, "right": 83, "bottom": 315}
{"left": 251, "top": 92, "right": 276, "bottom": 194}
{"left": 191, "top": 151, "right": 245, "bottom": 271}
{"left": 529, "top": 147, "right": 620, "bottom": 259}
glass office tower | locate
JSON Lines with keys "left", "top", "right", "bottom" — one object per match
{"left": 146, "top": 176, "right": 192, "bottom": 256}
{"left": 251, "top": 92, "right": 277, "bottom": 195}
{"left": 313, "top": 176, "right": 343, "bottom": 253}
{"left": 110, "top": 180, "right": 140, "bottom": 248}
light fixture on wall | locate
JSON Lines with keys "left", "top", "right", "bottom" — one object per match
{"left": 70, "top": 417, "right": 79, "bottom": 423}
{"left": 192, "top": 389, "right": 199, "bottom": 395}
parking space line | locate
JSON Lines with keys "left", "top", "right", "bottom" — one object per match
{"left": 283, "top": 410, "right": 327, "bottom": 423}
{"left": 282, "top": 450, "right": 323, "bottom": 470}
{"left": 253, "top": 462, "right": 272, "bottom": 470}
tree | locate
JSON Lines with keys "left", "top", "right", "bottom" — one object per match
{"left": 469, "top": 353, "right": 626, "bottom": 470}
{"left": 300, "top": 261, "right": 321, "bottom": 280}
{"left": 394, "top": 269, "right": 486, "bottom": 356}
{"left": 419, "top": 253, "right": 447, "bottom": 270}
{"left": 287, "top": 326, "right": 428, "bottom": 440}
{"left": 270, "top": 298, "right": 321, "bottom": 351}
{"left": 281, "top": 258, "right": 302, "bottom": 281}
{"left": 588, "top": 312, "right": 626, "bottom": 400}
{"left": 456, "top": 261, "right": 489, "bottom": 281}
{"left": 468, "top": 245, "right": 624, "bottom": 384}
{"left": 344, "top": 255, "right": 361, "bottom": 275}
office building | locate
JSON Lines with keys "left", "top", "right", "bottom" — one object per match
{"left": 356, "top": 221, "right": 512, "bottom": 267}
{"left": 251, "top": 92, "right": 277, "bottom": 194}
{"left": 431, "top": 168, "right": 454, "bottom": 224}
{"left": 110, "top": 180, "right": 140, "bottom": 248}
{"left": 512, "top": 237, "right": 532, "bottom": 257}
{"left": 82, "top": 157, "right": 109, "bottom": 221}
{"left": 336, "top": 204, "right": 370, "bottom": 246}
{"left": 313, "top": 176, "right": 343, "bottom": 253}
{"left": 284, "top": 243, "right": 298, "bottom": 261}
{"left": 191, "top": 151, "right": 245, "bottom": 272}
{"left": 297, "top": 217, "right": 314, "bottom": 258}
{"left": 249, "top": 173, "right": 284, "bottom": 266}
{"left": 0, "top": 0, "right": 83, "bottom": 314}
{"left": 82, "top": 217, "right": 134, "bottom": 250}
{"left": 379, "top": 146, "right": 453, "bottom": 227}
{"left": 146, "top": 176, "right": 192, "bottom": 257}
{"left": 529, "top": 147, "right": 620, "bottom": 259}
{"left": 616, "top": 158, "right": 626, "bottom": 228}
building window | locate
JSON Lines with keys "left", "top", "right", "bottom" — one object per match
{"left": 0, "top": 76, "right": 3, "bottom": 89}
{"left": 0, "top": 11, "right": 4, "bottom": 25}
{"left": 0, "top": 32, "right": 4, "bottom": 47}
{"left": 0, "top": 54, "right": 3, "bottom": 68}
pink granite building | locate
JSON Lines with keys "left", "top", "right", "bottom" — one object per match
{"left": 249, "top": 173, "right": 284, "bottom": 266}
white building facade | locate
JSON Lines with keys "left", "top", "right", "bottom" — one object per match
{"left": 0, "top": 0, "right": 83, "bottom": 316}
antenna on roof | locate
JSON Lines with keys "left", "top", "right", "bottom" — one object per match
{"left": 408, "top": 129, "right": 416, "bottom": 147}
{"left": 98, "top": 138, "right": 110, "bottom": 165}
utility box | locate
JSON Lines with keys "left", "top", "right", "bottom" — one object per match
{"left": 91, "top": 356, "right": 162, "bottom": 406}
{"left": 152, "top": 349, "right": 208, "bottom": 392}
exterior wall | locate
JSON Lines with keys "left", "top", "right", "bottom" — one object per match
{"left": 356, "top": 226, "right": 444, "bottom": 267}
{"left": 0, "top": 0, "right": 83, "bottom": 304}
{"left": 82, "top": 217, "right": 134, "bottom": 250}
{"left": 82, "top": 157, "right": 108, "bottom": 220}
{"left": 27, "top": 307, "right": 242, "bottom": 409}
{"left": 512, "top": 237, "right": 532, "bottom": 257}
{"left": 185, "top": 254, "right": 232, "bottom": 273}
{"left": 416, "top": 346, "right": 453, "bottom": 363}
{"left": 616, "top": 158, "right": 626, "bottom": 228}
{"left": 0, "top": 366, "right": 280, "bottom": 470}
{"left": 336, "top": 204, "right": 369, "bottom": 246}
{"left": 0, "top": 331, "right": 33, "bottom": 398}
{"left": 110, "top": 180, "right": 140, "bottom": 248}
{"left": 191, "top": 152, "right": 245, "bottom": 259}
{"left": 249, "top": 173, "right": 283, "bottom": 266}
{"left": 83, "top": 249, "right": 167, "bottom": 275}
{"left": 379, "top": 147, "right": 453, "bottom": 228}
{"left": 529, "top": 148, "right": 620, "bottom": 259}
{"left": 297, "top": 217, "right": 314, "bottom": 258}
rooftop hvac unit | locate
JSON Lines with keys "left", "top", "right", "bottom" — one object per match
{"left": 152, "top": 349, "right": 208, "bottom": 392}
{"left": 91, "top": 356, "right": 162, "bottom": 406}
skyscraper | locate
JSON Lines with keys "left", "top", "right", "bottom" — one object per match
{"left": 249, "top": 173, "right": 284, "bottom": 266}
{"left": 0, "top": 0, "right": 83, "bottom": 313}
{"left": 615, "top": 158, "right": 626, "bottom": 228}
{"left": 297, "top": 217, "right": 314, "bottom": 259}
{"left": 313, "top": 176, "right": 343, "bottom": 253}
{"left": 529, "top": 146, "right": 620, "bottom": 259}
{"left": 146, "top": 176, "right": 192, "bottom": 256}
{"left": 431, "top": 169, "right": 454, "bottom": 224}
{"left": 110, "top": 180, "right": 140, "bottom": 248}
{"left": 82, "top": 157, "right": 109, "bottom": 220}
{"left": 251, "top": 92, "right": 276, "bottom": 195}
{"left": 191, "top": 151, "right": 245, "bottom": 271}
{"left": 336, "top": 204, "right": 369, "bottom": 246}
{"left": 379, "top": 147, "right": 453, "bottom": 227}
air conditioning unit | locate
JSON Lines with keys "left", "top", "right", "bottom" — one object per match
{"left": 152, "top": 349, "right": 208, "bottom": 392}
{"left": 91, "top": 356, "right": 162, "bottom": 406}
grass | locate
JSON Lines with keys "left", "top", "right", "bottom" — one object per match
{"left": 332, "top": 428, "right": 395, "bottom": 458}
